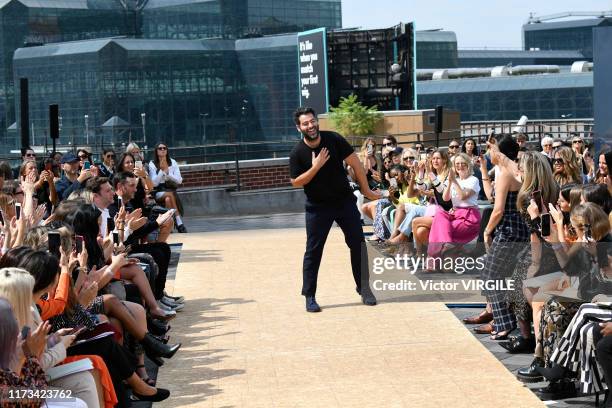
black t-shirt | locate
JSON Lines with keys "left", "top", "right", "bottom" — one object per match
{"left": 289, "top": 131, "right": 355, "bottom": 205}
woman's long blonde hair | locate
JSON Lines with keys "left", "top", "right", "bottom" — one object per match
{"left": 0, "top": 268, "right": 34, "bottom": 328}
{"left": 431, "top": 149, "right": 451, "bottom": 180}
{"left": 554, "top": 146, "right": 582, "bottom": 186}
{"left": 518, "top": 151, "right": 559, "bottom": 212}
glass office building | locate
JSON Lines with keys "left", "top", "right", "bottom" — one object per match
{"left": 457, "top": 49, "right": 586, "bottom": 68}
{"left": 0, "top": 0, "right": 135, "bottom": 147}
{"left": 523, "top": 18, "right": 612, "bottom": 59}
{"left": 415, "top": 31, "right": 458, "bottom": 69}
{"left": 417, "top": 72, "right": 593, "bottom": 121}
{"left": 12, "top": 35, "right": 299, "bottom": 152}
{"left": 1, "top": 0, "right": 340, "bottom": 154}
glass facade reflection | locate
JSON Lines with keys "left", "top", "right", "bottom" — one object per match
{"left": 12, "top": 35, "right": 300, "bottom": 153}
{"left": 523, "top": 18, "right": 612, "bottom": 59}
{"left": 0, "top": 0, "right": 341, "bottom": 154}
{"left": 415, "top": 31, "right": 458, "bottom": 69}
{"left": 417, "top": 73, "right": 593, "bottom": 121}
{"left": 0, "top": 0, "right": 133, "bottom": 149}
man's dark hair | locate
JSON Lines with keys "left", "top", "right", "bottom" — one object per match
{"left": 20, "top": 146, "right": 33, "bottom": 157}
{"left": 103, "top": 148, "right": 115, "bottom": 156}
{"left": 112, "top": 171, "right": 136, "bottom": 189}
{"left": 383, "top": 135, "right": 398, "bottom": 145}
{"left": 85, "top": 176, "right": 110, "bottom": 194}
{"left": 498, "top": 134, "right": 520, "bottom": 161}
{"left": 293, "top": 107, "right": 317, "bottom": 125}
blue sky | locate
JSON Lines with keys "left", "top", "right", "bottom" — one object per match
{"left": 342, "top": 0, "right": 611, "bottom": 48}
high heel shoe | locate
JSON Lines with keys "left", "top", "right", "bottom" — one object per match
{"left": 141, "top": 332, "right": 181, "bottom": 359}
{"left": 131, "top": 388, "right": 170, "bottom": 402}
{"left": 147, "top": 317, "right": 170, "bottom": 336}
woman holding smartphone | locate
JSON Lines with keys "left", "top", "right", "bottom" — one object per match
{"left": 148, "top": 143, "right": 186, "bottom": 233}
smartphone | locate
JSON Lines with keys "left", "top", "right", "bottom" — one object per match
{"left": 0, "top": 210, "right": 4, "bottom": 225}
{"left": 75, "top": 235, "right": 84, "bottom": 254}
{"left": 48, "top": 231, "right": 61, "bottom": 258}
{"left": 15, "top": 202, "right": 21, "bottom": 220}
{"left": 366, "top": 145, "right": 373, "bottom": 155}
{"left": 541, "top": 213, "right": 551, "bottom": 237}
{"left": 585, "top": 224, "right": 594, "bottom": 242}
{"left": 531, "top": 190, "right": 543, "bottom": 213}
{"left": 45, "top": 162, "right": 53, "bottom": 172}
{"left": 21, "top": 326, "right": 30, "bottom": 340}
{"left": 389, "top": 178, "right": 398, "bottom": 189}
{"left": 84, "top": 161, "right": 91, "bottom": 170}
{"left": 419, "top": 153, "right": 427, "bottom": 162}
{"left": 135, "top": 160, "right": 143, "bottom": 169}
{"left": 69, "top": 326, "right": 86, "bottom": 337}
{"left": 112, "top": 231, "right": 119, "bottom": 246}
{"left": 118, "top": 196, "right": 123, "bottom": 208}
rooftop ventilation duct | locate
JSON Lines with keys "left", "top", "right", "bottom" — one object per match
{"left": 570, "top": 61, "right": 593, "bottom": 73}
{"left": 509, "top": 65, "right": 560, "bottom": 75}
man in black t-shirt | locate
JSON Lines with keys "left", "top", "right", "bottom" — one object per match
{"left": 289, "top": 107, "right": 381, "bottom": 312}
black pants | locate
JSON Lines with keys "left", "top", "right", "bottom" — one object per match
{"left": 595, "top": 330, "right": 612, "bottom": 397}
{"left": 131, "top": 242, "right": 171, "bottom": 299}
{"left": 302, "top": 197, "right": 368, "bottom": 297}
{"left": 67, "top": 334, "right": 136, "bottom": 408}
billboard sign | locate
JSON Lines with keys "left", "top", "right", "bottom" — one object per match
{"left": 297, "top": 27, "right": 328, "bottom": 115}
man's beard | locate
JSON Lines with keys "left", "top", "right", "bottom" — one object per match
{"left": 301, "top": 127, "right": 320, "bottom": 141}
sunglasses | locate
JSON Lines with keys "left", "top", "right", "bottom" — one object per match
{"left": 383, "top": 143, "right": 395, "bottom": 147}
{"left": 572, "top": 140, "right": 583, "bottom": 144}
{"left": 25, "top": 153, "right": 36, "bottom": 157}
{"left": 449, "top": 145, "right": 459, "bottom": 149}
{"left": 78, "top": 155, "right": 88, "bottom": 159}
{"left": 106, "top": 154, "right": 116, "bottom": 159}
{"left": 553, "top": 158, "right": 564, "bottom": 165}
{"left": 403, "top": 156, "right": 415, "bottom": 161}
{"left": 157, "top": 146, "right": 167, "bottom": 151}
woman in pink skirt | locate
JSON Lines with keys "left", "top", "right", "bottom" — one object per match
{"left": 427, "top": 153, "right": 481, "bottom": 269}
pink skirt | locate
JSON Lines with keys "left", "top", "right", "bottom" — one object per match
{"left": 427, "top": 206, "right": 481, "bottom": 258}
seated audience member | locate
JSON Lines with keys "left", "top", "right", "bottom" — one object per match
{"left": 99, "top": 148, "right": 116, "bottom": 178}
{"left": 516, "top": 133, "right": 528, "bottom": 150}
{"left": 0, "top": 160, "right": 12, "bottom": 189}
{"left": 109, "top": 172, "right": 181, "bottom": 308}
{"left": 427, "top": 153, "right": 481, "bottom": 263}
{"left": 19, "top": 158, "right": 57, "bottom": 217}
{"left": 595, "top": 150, "right": 609, "bottom": 182}
{"left": 581, "top": 183, "right": 612, "bottom": 214}
{"left": 0, "top": 269, "right": 92, "bottom": 407}
{"left": 381, "top": 135, "right": 401, "bottom": 157}
{"left": 350, "top": 138, "right": 382, "bottom": 223}
{"left": 55, "top": 153, "right": 94, "bottom": 201}
{"left": 552, "top": 138, "right": 564, "bottom": 149}
{"left": 12, "top": 146, "right": 37, "bottom": 179}
{"left": 447, "top": 140, "right": 460, "bottom": 158}
{"left": 541, "top": 136, "right": 554, "bottom": 161}
{"left": 76, "top": 149, "right": 93, "bottom": 171}
{"left": 148, "top": 142, "right": 187, "bottom": 233}
{"left": 116, "top": 153, "right": 174, "bottom": 241}
{"left": 411, "top": 149, "right": 452, "bottom": 258}
{"left": 552, "top": 146, "right": 582, "bottom": 186}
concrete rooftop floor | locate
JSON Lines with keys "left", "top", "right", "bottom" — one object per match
{"left": 157, "top": 214, "right": 546, "bottom": 407}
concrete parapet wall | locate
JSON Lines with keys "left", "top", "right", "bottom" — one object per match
{"left": 178, "top": 186, "right": 306, "bottom": 216}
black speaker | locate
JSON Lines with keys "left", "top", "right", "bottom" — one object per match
{"left": 49, "top": 104, "right": 59, "bottom": 140}
{"left": 19, "top": 78, "right": 29, "bottom": 149}
{"left": 434, "top": 105, "right": 443, "bottom": 134}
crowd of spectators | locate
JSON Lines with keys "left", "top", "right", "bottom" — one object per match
{"left": 350, "top": 131, "right": 612, "bottom": 404}
{"left": 0, "top": 142, "right": 188, "bottom": 406}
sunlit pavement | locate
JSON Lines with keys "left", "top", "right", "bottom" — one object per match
{"left": 158, "top": 214, "right": 544, "bottom": 408}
